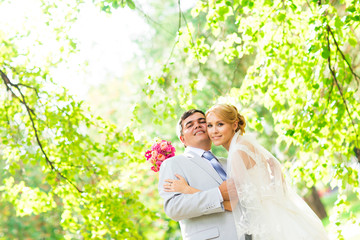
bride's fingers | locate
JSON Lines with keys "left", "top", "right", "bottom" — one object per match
{"left": 164, "top": 179, "right": 173, "bottom": 183}
{"left": 164, "top": 183, "right": 175, "bottom": 192}
{"left": 175, "top": 174, "right": 185, "bottom": 181}
{"left": 164, "top": 186, "right": 172, "bottom": 191}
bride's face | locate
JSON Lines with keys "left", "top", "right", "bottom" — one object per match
{"left": 206, "top": 112, "right": 237, "bottom": 151}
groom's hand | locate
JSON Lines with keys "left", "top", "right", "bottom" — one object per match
{"left": 219, "top": 181, "right": 230, "bottom": 201}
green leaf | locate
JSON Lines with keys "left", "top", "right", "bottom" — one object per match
{"left": 312, "top": 83, "right": 319, "bottom": 89}
{"left": 321, "top": 47, "right": 330, "bottom": 59}
{"left": 241, "top": 0, "right": 249, "bottom": 6}
{"left": 308, "top": 44, "right": 319, "bottom": 53}
{"left": 112, "top": 1, "right": 119, "bottom": 8}
{"left": 126, "top": 0, "right": 135, "bottom": 10}
{"left": 349, "top": 37, "right": 357, "bottom": 47}
{"left": 290, "top": 3, "right": 297, "bottom": 11}
{"left": 120, "top": 0, "right": 126, "bottom": 8}
{"left": 277, "top": 12, "right": 286, "bottom": 22}
{"left": 346, "top": 6, "right": 356, "bottom": 13}
{"left": 285, "top": 129, "right": 295, "bottom": 136}
{"left": 335, "top": 17, "right": 343, "bottom": 28}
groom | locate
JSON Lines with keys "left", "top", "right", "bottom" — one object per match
{"left": 158, "top": 109, "right": 248, "bottom": 240}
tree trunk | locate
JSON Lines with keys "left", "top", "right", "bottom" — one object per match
{"left": 354, "top": 147, "right": 360, "bottom": 163}
{"left": 304, "top": 186, "right": 328, "bottom": 219}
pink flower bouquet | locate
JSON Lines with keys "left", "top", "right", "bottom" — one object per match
{"left": 145, "top": 140, "right": 176, "bottom": 172}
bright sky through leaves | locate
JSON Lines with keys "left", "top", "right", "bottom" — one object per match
{"left": 0, "top": 0, "right": 150, "bottom": 98}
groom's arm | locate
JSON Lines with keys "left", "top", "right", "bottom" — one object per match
{"left": 158, "top": 158, "right": 225, "bottom": 221}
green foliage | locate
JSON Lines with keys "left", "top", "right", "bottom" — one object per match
{"left": 94, "top": 0, "right": 136, "bottom": 13}
{"left": 0, "top": 1, "right": 159, "bottom": 239}
{"left": 0, "top": 59, "right": 156, "bottom": 238}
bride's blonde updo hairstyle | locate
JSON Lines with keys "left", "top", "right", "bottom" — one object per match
{"left": 206, "top": 104, "right": 246, "bottom": 135}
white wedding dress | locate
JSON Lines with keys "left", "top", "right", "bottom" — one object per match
{"left": 227, "top": 132, "right": 328, "bottom": 240}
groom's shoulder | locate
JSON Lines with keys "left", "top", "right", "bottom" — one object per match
{"left": 159, "top": 154, "right": 187, "bottom": 173}
{"left": 167, "top": 154, "right": 187, "bottom": 163}
{"left": 161, "top": 153, "right": 188, "bottom": 167}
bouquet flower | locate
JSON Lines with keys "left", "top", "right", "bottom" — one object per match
{"left": 145, "top": 140, "right": 176, "bottom": 172}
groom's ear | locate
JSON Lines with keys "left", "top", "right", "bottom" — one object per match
{"left": 179, "top": 135, "right": 186, "bottom": 146}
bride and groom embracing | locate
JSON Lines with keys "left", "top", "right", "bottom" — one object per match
{"left": 158, "top": 104, "right": 328, "bottom": 240}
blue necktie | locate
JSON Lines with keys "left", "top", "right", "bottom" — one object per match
{"left": 202, "top": 151, "right": 227, "bottom": 181}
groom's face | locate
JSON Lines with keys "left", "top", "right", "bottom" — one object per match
{"left": 180, "top": 112, "right": 210, "bottom": 148}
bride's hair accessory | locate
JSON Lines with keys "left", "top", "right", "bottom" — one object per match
{"left": 145, "top": 140, "right": 176, "bottom": 172}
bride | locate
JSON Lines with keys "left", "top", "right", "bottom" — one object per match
{"left": 164, "top": 104, "right": 328, "bottom": 239}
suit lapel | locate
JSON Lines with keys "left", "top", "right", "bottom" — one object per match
{"left": 185, "top": 151, "right": 223, "bottom": 184}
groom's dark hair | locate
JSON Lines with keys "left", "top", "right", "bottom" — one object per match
{"left": 177, "top": 109, "right": 206, "bottom": 138}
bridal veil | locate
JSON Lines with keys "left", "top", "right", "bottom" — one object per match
{"left": 227, "top": 132, "right": 328, "bottom": 240}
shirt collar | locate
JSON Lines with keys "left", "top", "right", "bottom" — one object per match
{"left": 185, "top": 146, "right": 208, "bottom": 158}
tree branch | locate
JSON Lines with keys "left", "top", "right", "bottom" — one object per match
{"left": 327, "top": 24, "right": 360, "bottom": 88}
{"left": 1, "top": 69, "right": 83, "bottom": 193}
{"left": 162, "top": 0, "right": 182, "bottom": 70}
{"left": 325, "top": 30, "right": 360, "bottom": 148}
{"left": 134, "top": 3, "right": 175, "bottom": 37}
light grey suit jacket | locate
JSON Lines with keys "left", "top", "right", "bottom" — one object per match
{"left": 158, "top": 150, "right": 241, "bottom": 240}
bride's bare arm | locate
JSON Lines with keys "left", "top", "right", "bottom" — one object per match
{"left": 223, "top": 200, "right": 232, "bottom": 211}
{"left": 164, "top": 174, "right": 200, "bottom": 194}
{"left": 164, "top": 174, "right": 233, "bottom": 211}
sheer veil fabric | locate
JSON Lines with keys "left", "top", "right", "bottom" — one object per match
{"left": 227, "top": 132, "right": 328, "bottom": 240}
